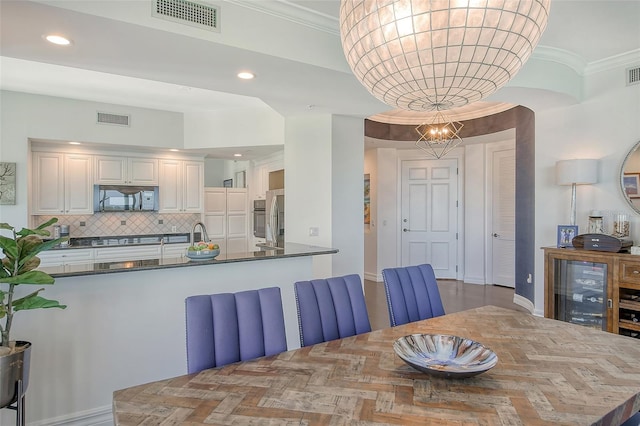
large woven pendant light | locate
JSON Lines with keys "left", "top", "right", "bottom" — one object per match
{"left": 339, "top": 0, "right": 551, "bottom": 112}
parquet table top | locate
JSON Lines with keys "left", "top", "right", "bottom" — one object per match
{"left": 113, "top": 306, "right": 640, "bottom": 425}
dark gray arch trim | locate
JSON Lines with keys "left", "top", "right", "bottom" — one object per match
{"left": 364, "top": 106, "right": 535, "bottom": 306}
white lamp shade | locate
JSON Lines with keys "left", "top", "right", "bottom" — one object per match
{"left": 555, "top": 159, "right": 599, "bottom": 186}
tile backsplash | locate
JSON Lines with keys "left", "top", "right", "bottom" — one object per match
{"left": 34, "top": 212, "right": 201, "bottom": 237}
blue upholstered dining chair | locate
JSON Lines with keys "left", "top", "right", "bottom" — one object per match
{"left": 294, "top": 274, "right": 371, "bottom": 347}
{"left": 381, "top": 264, "right": 445, "bottom": 327}
{"left": 185, "top": 286, "right": 287, "bottom": 374}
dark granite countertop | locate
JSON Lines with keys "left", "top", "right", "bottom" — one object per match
{"left": 48, "top": 233, "right": 192, "bottom": 250}
{"left": 39, "top": 242, "right": 338, "bottom": 278}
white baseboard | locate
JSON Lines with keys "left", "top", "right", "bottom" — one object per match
{"left": 462, "top": 275, "right": 486, "bottom": 285}
{"left": 513, "top": 294, "right": 535, "bottom": 314}
{"left": 364, "top": 272, "right": 382, "bottom": 282}
{"left": 31, "top": 405, "right": 112, "bottom": 426}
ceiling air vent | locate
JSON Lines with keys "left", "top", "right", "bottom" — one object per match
{"left": 627, "top": 66, "right": 640, "bottom": 86}
{"left": 152, "top": 0, "right": 219, "bottom": 32}
{"left": 97, "top": 112, "right": 130, "bottom": 127}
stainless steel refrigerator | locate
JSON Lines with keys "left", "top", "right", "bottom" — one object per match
{"left": 266, "top": 189, "right": 284, "bottom": 247}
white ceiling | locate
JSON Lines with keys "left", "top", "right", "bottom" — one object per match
{"left": 1, "top": 0, "right": 639, "bottom": 158}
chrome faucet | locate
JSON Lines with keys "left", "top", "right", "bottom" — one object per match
{"left": 190, "top": 222, "right": 209, "bottom": 245}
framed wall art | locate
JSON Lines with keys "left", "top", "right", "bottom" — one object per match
{"left": 0, "top": 162, "right": 16, "bottom": 205}
{"left": 557, "top": 225, "right": 578, "bottom": 248}
{"left": 364, "top": 174, "right": 370, "bottom": 225}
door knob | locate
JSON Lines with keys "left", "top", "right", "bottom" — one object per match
{"left": 493, "top": 233, "right": 499, "bottom": 237}
{"left": 403, "top": 228, "right": 410, "bottom": 232}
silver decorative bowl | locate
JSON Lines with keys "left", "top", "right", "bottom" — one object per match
{"left": 393, "top": 334, "right": 498, "bottom": 379}
{"left": 185, "top": 248, "right": 220, "bottom": 261}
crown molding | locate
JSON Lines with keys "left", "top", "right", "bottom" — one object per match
{"left": 531, "top": 46, "right": 587, "bottom": 75}
{"left": 226, "top": 0, "right": 339, "bottom": 36}
{"left": 584, "top": 48, "right": 640, "bottom": 75}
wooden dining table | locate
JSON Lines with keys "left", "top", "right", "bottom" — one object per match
{"left": 113, "top": 305, "right": 640, "bottom": 425}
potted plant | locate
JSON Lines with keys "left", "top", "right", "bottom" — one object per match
{"left": 0, "top": 218, "right": 67, "bottom": 409}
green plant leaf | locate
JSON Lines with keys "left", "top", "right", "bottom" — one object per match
{"left": 19, "top": 257, "right": 41, "bottom": 275}
{"left": 13, "top": 294, "right": 67, "bottom": 311}
{"left": 16, "top": 235, "right": 66, "bottom": 270}
{"left": 0, "top": 235, "right": 18, "bottom": 259}
{"left": 0, "top": 223, "right": 15, "bottom": 231}
{"left": 16, "top": 218, "right": 57, "bottom": 238}
{"left": 0, "top": 270, "right": 54, "bottom": 285}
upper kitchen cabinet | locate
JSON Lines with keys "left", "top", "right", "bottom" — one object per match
{"left": 158, "top": 159, "right": 204, "bottom": 213}
{"left": 252, "top": 151, "right": 284, "bottom": 200}
{"left": 32, "top": 152, "right": 93, "bottom": 215}
{"left": 95, "top": 155, "right": 158, "bottom": 185}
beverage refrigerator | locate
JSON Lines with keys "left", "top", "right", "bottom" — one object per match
{"left": 553, "top": 259, "right": 608, "bottom": 330}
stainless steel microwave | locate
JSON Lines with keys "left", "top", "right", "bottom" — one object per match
{"left": 94, "top": 185, "right": 158, "bottom": 212}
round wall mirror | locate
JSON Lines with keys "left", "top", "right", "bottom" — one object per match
{"left": 621, "top": 140, "right": 640, "bottom": 214}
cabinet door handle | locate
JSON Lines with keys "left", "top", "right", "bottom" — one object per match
{"left": 633, "top": 270, "right": 640, "bottom": 275}
{"left": 607, "top": 299, "right": 613, "bottom": 309}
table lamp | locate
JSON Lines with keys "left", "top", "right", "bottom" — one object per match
{"left": 556, "top": 159, "right": 599, "bottom": 225}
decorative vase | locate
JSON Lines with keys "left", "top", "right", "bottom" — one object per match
{"left": 0, "top": 341, "right": 31, "bottom": 409}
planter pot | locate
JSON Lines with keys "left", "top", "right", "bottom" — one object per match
{"left": 0, "top": 341, "right": 31, "bottom": 409}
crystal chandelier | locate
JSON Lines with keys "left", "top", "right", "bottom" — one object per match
{"left": 415, "top": 111, "right": 464, "bottom": 159}
{"left": 339, "top": 0, "right": 550, "bottom": 111}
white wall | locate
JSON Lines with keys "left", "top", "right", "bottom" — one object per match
{"left": 284, "top": 115, "right": 333, "bottom": 278}
{"left": 330, "top": 115, "right": 364, "bottom": 277}
{"left": 183, "top": 107, "right": 284, "bottom": 149}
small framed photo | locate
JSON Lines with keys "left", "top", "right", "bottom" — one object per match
{"left": 624, "top": 173, "right": 640, "bottom": 198}
{"left": 557, "top": 225, "right": 578, "bottom": 248}
{"left": 223, "top": 179, "right": 233, "bottom": 188}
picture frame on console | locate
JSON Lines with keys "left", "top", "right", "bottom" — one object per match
{"left": 557, "top": 225, "right": 578, "bottom": 248}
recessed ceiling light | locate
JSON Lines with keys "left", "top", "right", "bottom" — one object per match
{"left": 69, "top": 141, "right": 81, "bottom": 145}
{"left": 169, "top": 149, "right": 180, "bottom": 152}
{"left": 233, "top": 153, "right": 243, "bottom": 157}
{"left": 45, "top": 34, "right": 72, "bottom": 46}
{"left": 237, "top": 72, "right": 255, "bottom": 80}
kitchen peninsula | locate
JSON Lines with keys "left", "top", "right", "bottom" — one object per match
{"left": 17, "top": 242, "right": 336, "bottom": 424}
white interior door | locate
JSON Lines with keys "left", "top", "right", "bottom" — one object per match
{"left": 490, "top": 148, "right": 516, "bottom": 288}
{"left": 401, "top": 159, "right": 458, "bottom": 279}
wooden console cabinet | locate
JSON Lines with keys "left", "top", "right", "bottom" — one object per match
{"left": 544, "top": 247, "right": 640, "bottom": 338}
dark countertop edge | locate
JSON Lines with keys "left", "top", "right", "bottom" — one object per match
{"left": 44, "top": 245, "right": 339, "bottom": 278}
{"left": 46, "top": 233, "right": 192, "bottom": 250}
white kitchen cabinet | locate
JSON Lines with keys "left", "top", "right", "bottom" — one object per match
{"left": 38, "top": 249, "right": 94, "bottom": 267}
{"left": 94, "top": 245, "right": 162, "bottom": 262}
{"left": 251, "top": 152, "right": 284, "bottom": 199}
{"left": 159, "top": 159, "right": 204, "bottom": 213}
{"left": 95, "top": 155, "right": 158, "bottom": 185}
{"left": 162, "top": 243, "right": 190, "bottom": 259}
{"left": 204, "top": 187, "right": 247, "bottom": 256}
{"left": 32, "top": 152, "right": 93, "bottom": 215}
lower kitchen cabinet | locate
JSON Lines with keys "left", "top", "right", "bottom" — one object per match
{"left": 38, "top": 249, "right": 94, "bottom": 267}
{"left": 94, "top": 245, "right": 162, "bottom": 262}
{"left": 544, "top": 246, "right": 640, "bottom": 338}
{"left": 161, "top": 243, "right": 190, "bottom": 259}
